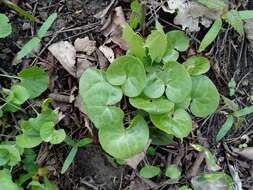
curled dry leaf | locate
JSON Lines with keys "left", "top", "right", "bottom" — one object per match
{"left": 48, "top": 41, "right": 92, "bottom": 78}
{"left": 99, "top": 45, "right": 115, "bottom": 63}
{"left": 238, "top": 147, "right": 253, "bottom": 161}
{"left": 74, "top": 37, "right": 96, "bottom": 55}
{"left": 162, "top": 0, "right": 223, "bottom": 31}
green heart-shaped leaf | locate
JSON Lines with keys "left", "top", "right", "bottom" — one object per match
{"left": 139, "top": 165, "right": 160, "bottom": 179}
{"left": 6, "top": 85, "right": 30, "bottom": 105}
{"left": 183, "top": 56, "right": 210, "bottom": 76}
{"left": 144, "top": 72, "right": 165, "bottom": 99}
{"left": 0, "top": 144, "right": 21, "bottom": 167}
{"left": 145, "top": 30, "right": 167, "bottom": 62}
{"left": 150, "top": 109, "right": 192, "bottom": 138}
{"left": 99, "top": 115, "right": 149, "bottom": 159}
{"left": 167, "top": 30, "right": 189, "bottom": 52}
{"left": 106, "top": 55, "right": 146, "bottom": 97}
{"left": 16, "top": 134, "right": 42, "bottom": 148}
{"left": 129, "top": 96, "right": 174, "bottom": 114}
{"left": 0, "top": 14, "right": 12, "bottom": 38}
{"left": 160, "top": 61, "right": 192, "bottom": 103}
{"left": 191, "top": 75, "right": 220, "bottom": 117}
{"left": 18, "top": 67, "right": 49, "bottom": 98}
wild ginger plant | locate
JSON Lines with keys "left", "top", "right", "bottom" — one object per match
{"left": 79, "top": 22, "right": 220, "bottom": 160}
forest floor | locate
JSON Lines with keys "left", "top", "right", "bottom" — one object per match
{"left": 1, "top": 0, "right": 253, "bottom": 190}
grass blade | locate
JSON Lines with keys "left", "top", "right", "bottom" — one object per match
{"left": 216, "top": 115, "right": 234, "bottom": 142}
{"left": 16, "top": 37, "right": 40, "bottom": 60}
{"left": 61, "top": 147, "right": 78, "bottom": 174}
{"left": 233, "top": 105, "right": 253, "bottom": 117}
{"left": 239, "top": 10, "right": 253, "bottom": 20}
{"left": 37, "top": 13, "right": 57, "bottom": 39}
{"left": 223, "top": 10, "right": 244, "bottom": 36}
{"left": 198, "top": 18, "right": 222, "bottom": 52}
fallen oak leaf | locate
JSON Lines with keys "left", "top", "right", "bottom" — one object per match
{"left": 99, "top": 45, "right": 115, "bottom": 63}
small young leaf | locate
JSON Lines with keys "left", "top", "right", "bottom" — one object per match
{"left": 131, "top": 0, "right": 140, "bottom": 12}
{"left": 6, "top": 85, "right": 30, "bottom": 105}
{"left": 223, "top": 10, "right": 244, "bottom": 36}
{"left": 37, "top": 13, "right": 57, "bottom": 39}
{"left": 16, "top": 37, "right": 41, "bottom": 60}
{"left": 190, "top": 75, "right": 220, "bottom": 117}
{"left": 122, "top": 24, "right": 145, "bottom": 59}
{"left": 130, "top": 15, "right": 139, "bottom": 29}
{"left": 139, "top": 165, "right": 160, "bottom": 179}
{"left": 61, "top": 147, "right": 78, "bottom": 174}
{"left": 0, "top": 13, "right": 12, "bottom": 38}
{"left": 233, "top": 105, "right": 253, "bottom": 117}
{"left": 40, "top": 122, "right": 55, "bottom": 142}
{"left": 216, "top": 115, "right": 234, "bottom": 142}
{"left": 196, "top": 0, "right": 226, "bottom": 10}
{"left": 0, "top": 169, "right": 19, "bottom": 190}
{"left": 0, "top": 144, "right": 21, "bottom": 166}
{"left": 167, "top": 30, "right": 190, "bottom": 52}
{"left": 198, "top": 18, "right": 222, "bottom": 52}
{"left": 183, "top": 56, "right": 210, "bottom": 76}
{"left": 106, "top": 55, "right": 146, "bottom": 97}
{"left": 99, "top": 115, "right": 149, "bottom": 159}
{"left": 150, "top": 109, "right": 192, "bottom": 138}
{"left": 129, "top": 96, "right": 174, "bottom": 114}
{"left": 239, "top": 10, "right": 253, "bottom": 20}
{"left": 165, "top": 164, "right": 181, "bottom": 179}
{"left": 16, "top": 134, "right": 42, "bottom": 149}
{"left": 145, "top": 30, "right": 167, "bottom": 62}
{"left": 18, "top": 67, "right": 49, "bottom": 98}
{"left": 50, "top": 129, "right": 66, "bottom": 144}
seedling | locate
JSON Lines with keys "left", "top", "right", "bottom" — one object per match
{"left": 139, "top": 165, "right": 161, "bottom": 179}
{"left": 129, "top": 0, "right": 145, "bottom": 29}
{"left": 79, "top": 22, "right": 220, "bottom": 160}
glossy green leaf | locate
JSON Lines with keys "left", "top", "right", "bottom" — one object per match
{"left": 0, "top": 144, "right": 21, "bottom": 166}
{"left": 149, "top": 127, "right": 173, "bottom": 145}
{"left": 165, "top": 164, "right": 181, "bottom": 179}
{"left": 233, "top": 105, "right": 253, "bottom": 117}
{"left": 99, "top": 115, "right": 149, "bottom": 159}
{"left": 150, "top": 109, "right": 192, "bottom": 138}
{"left": 192, "top": 144, "right": 220, "bottom": 171}
{"left": 129, "top": 96, "right": 174, "bottom": 114}
{"left": 198, "top": 18, "right": 222, "bottom": 52}
{"left": 139, "top": 165, "right": 160, "bottom": 179}
{"left": 0, "top": 13, "right": 12, "bottom": 38}
{"left": 106, "top": 55, "right": 146, "bottom": 97}
{"left": 145, "top": 30, "right": 167, "bottom": 62}
{"left": 161, "top": 61, "right": 192, "bottom": 103}
{"left": 239, "top": 10, "right": 253, "bottom": 20}
{"left": 196, "top": 0, "right": 226, "bottom": 9}
{"left": 18, "top": 67, "right": 49, "bottom": 98}
{"left": 40, "top": 122, "right": 66, "bottom": 144}
{"left": 162, "top": 49, "right": 179, "bottom": 62}
{"left": 16, "top": 134, "right": 42, "bottom": 149}
{"left": 61, "top": 147, "right": 78, "bottom": 174}
{"left": 143, "top": 72, "right": 165, "bottom": 99}
{"left": 216, "top": 115, "right": 234, "bottom": 142}
{"left": 183, "top": 56, "right": 210, "bottom": 76}
{"left": 16, "top": 37, "right": 41, "bottom": 60}
{"left": 0, "top": 169, "right": 19, "bottom": 190}
{"left": 37, "top": 13, "right": 57, "bottom": 39}
{"left": 123, "top": 24, "right": 145, "bottom": 59}
{"left": 175, "top": 98, "right": 191, "bottom": 110}
{"left": 223, "top": 10, "right": 244, "bottom": 36}
{"left": 6, "top": 85, "right": 30, "bottom": 105}
{"left": 190, "top": 75, "right": 220, "bottom": 117}
{"left": 167, "top": 30, "right": 190, "bottom": 52}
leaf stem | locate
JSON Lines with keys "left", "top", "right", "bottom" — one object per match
{"left": 0, "top": 74, "right": 21, "bottom": 80}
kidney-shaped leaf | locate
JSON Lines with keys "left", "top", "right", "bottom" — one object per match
{"left": 129, "top": 96, "right": 174, "bottom": 114}
{"left": 191, "top": 75, "right": 220, "bottom": 117}
{"left": 144, "top": 72, "right": 165, "bottom": 99}
{"left": 106, "top": 55, "right": 146, "bottom": 97}
{"left": 159, "top": 61, "right": 192, "bottom": 103}
{"left": 0, "top": 14, "right": 12, "bottom": 38}
{"left": 18, "top": 67, "right": 49, "bottom": 98}
{"left": 150, "top": 109, "right": 192, "bottom": 138}
{"left": 183, "top": 56, "right": 210, "bottom": 76}
{"left": 99, "top": 115, "right": 149, "bottom": 159}
{"left": 167, "top": 30, "right": 190, "bottom": 52}
{"left": 139, "top": 165, "right": 160, "bottom": 179}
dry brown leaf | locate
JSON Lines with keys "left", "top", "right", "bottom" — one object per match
{"left": 99, "top": 45, "right": 115, "bottom": 63}
{"left": 162, "top": 0, "right": 223, "bottom": 31}
{"left": 101, "top": 6, "right": 127, "bottom": 50}
{"left": 94, "top": 0, "right": 116, "bottom": 19}
{"left": 244, "top": 20, "right": 253, "bottom": 51}
{"left": 48, "top": 41, "right": 76, "bottom": 77}
{"left": 76, "top": 54, "right": 93, "bottom": 78}
{"left": 74, "top": 37, "right": 96, "bottom": 55}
